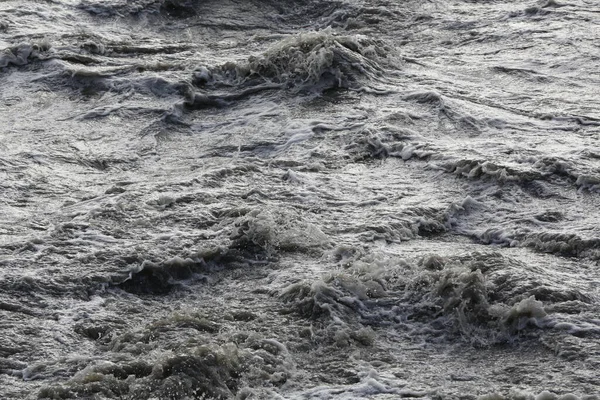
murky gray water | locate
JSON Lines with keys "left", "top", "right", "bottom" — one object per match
{"left": 1, "top": 0, "right": 599, "bottom": 398}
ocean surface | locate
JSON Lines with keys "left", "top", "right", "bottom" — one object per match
{"left": 1, "top": 0, "right": 599, "bottom": 398}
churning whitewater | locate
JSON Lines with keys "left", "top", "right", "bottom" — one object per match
{"left": 1, "top": 0, "right": 599, "bottom": 399}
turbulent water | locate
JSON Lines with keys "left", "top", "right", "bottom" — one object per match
{"left": 1, "top": 0, "right": 599, "bottom": 398}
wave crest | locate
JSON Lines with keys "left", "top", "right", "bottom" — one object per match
{"left": 196, "top": 30, "right": 392, "bottom": 92}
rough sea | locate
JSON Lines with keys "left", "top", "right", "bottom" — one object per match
{"left": 1, "top": 0, "right": 599, "bottom": 398}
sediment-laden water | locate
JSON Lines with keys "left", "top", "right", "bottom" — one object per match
{"left": 1, "top": 0, "right": 599, "bottom": 398}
